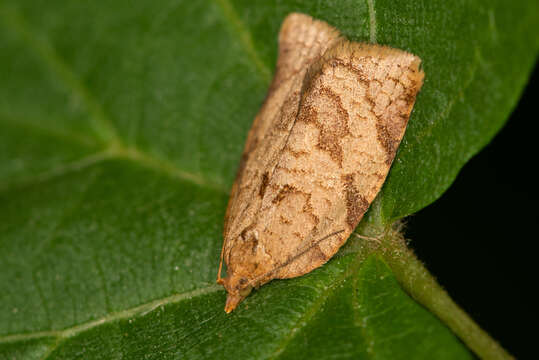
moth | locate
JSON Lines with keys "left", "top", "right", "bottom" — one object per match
{"left": 217, "top": 13, "right": 424, "bottom": 312}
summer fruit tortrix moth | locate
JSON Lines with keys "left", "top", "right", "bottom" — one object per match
{"left": 218, "top": 13, "right": 424, "bottom": 313}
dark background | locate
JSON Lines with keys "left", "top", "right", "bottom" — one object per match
{"left": 405, "top": 61, "right": 538, "bottom": 358}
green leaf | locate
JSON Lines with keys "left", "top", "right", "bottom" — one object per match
{"left": 0, "top": 0, "right": 537, "bottom": 359}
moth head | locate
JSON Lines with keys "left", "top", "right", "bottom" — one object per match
{"left": 220, "top": 225, "right": 267, "bottom": 312}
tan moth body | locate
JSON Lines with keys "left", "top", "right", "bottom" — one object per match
{"left": 218, "top": 13, "right": 424, "bottom": 312}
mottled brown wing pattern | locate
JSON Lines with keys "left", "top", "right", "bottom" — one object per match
{"left": 219, "top": 13, "right": 424, "bottom": 313}
{"left": 260, "top": 41, "right": 424, "bottom": 279}
{"left": 220, "top": 14, "right": 341, "bottom": 281}
{"left": 223, "top": 14, "right": 341, "bottom": 240}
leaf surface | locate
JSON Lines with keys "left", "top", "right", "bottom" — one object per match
{"left": 1, "top": 0, "right": 537, "bottom": 358}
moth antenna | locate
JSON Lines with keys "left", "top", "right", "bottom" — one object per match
{"left": 217, "top": 240, "right": 226, "bottom": 284}
{"left": 246, "top": 229, "right": 345, "bottom": 288}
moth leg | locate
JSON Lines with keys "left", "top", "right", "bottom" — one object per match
{"left": 353, "top": 233, "right": 382, "bottom": 244}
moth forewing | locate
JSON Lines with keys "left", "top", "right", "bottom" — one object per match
{"left": 218, "top": 13, "right": 424, "bottom": 313}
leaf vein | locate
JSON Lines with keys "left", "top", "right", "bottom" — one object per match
{"left": 0, "top": 145, "right": 228, "bottom": 195}
{"left": 213, "top": 0, "right": 272, "bottom": 83}
{"left": 269, "top": 257, "right": 365, "bottom": 360}
{"left": 0, "top": 284, "right": 223, "bottom": 345}
{"left": 93, "top": 254, "right": 112, "bottom": 313}
{"left": 31, "top": 270, "right": 52, "bottom": 329}
{"left": 366, "top": 0, "right": 377, "bottom": 43}
{"left": 0, "top": 4, "right": 121, "bottom": 145}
